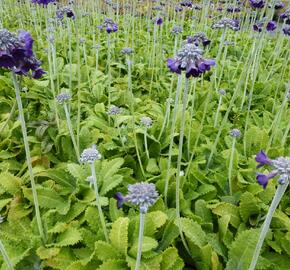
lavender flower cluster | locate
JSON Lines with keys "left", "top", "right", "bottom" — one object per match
{"left": 115, "top": 182, "right": 159, "bottom": 213}
{"left": 99, "top": 18, "right": 118, "bottom": 34}
{"left": 0, "top": 29, "right": 44, "bottom": 78}
{"left": 256, "top": 151, "right": 290, "bottom": 188}
{"left": 212, "top": 18, "right": 240, "bottom": 31}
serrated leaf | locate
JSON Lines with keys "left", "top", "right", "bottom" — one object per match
{"left": 212, "top": 202, "right": 241, "bottom": 228}
{"left": 0, "top": 198, "right": 12, "bottom": 210}
{"left": 97, "top": 259, "right": 128, "bottom": 270}
{"left": 36, "top": 246, "right": 60, "bottom": 259}
{"left": 157, "top": 220, "right": 179, "bottom": 251}
{"left": 0, "top": 172, "right": 22, "bottom": 195}
{"left": 239, "top": 192, "right": 260, "bottom": 222}
{"left": 54, "top": 227, "right": 83, "bottom": 247}
{"left": 100, "top": 174, "right": 123, "bottom": 196}
{"left": 176, "top": 218, "right": 206, "bottom": 248}
{"left": 95, "top": 241, "right": 123, "bottom": 261}
{"left": 225, "top": 229, "right": 259, "bottom": 270}
{"left": 160, "top": 247, "right": 179, "bottom": 270}
{"left": 130, "top": 237, "right": 158, "bottom": 256}
{"left": 22, "top": 187, "right": 70, "bottom": 214}
{"left": 109, "top": 217, "right": 129, "bottom": 255}
{"left": 100, "top": 158, "right": 124, "bottom": 183}
{"left": 46, "top": 247, "right": 76, "bottom": 269}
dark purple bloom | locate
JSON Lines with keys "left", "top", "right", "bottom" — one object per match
{"left": 167, "top": 43, "right": 215, "bottom": 78}
{"left": 100, "top": 18, "right": 118, "bottom": 34}
{"left": 249, "top": 0, "right": 265, "bottom": 9}
{"left": 192, "top": 32, "right": 211, "bottom": 47}
{"left": 266, "top": 21, "right": 277, "bottom": 32}
{"left": 180, "top": 0, "right": 192, "bottom": 7}
{"left": 31, "top": 0, "right": 55, "bottom": 5}
{"left": 283, "top": 26, "right": 290, "bottom": 35}
{"left": 253, "top": 23, "right": 263, "bottom": 32}
{"left": 175, "top": 5, "right": 183, "bottom": 12}
{"left": 0, "top": 29, "right": 45, "bottom": 78}
{"left": 274, "top": 1, "right": 285, "bottom": 9}
{"left": 56, "top": 6, "right": 75, "bottom": 20}
{"left": 256, "top": 150, "right": 273, "bottom": 168}
{"left": 114, "top": 192, "right": 125, "bottom": 209}
{"left": 212, "top": 18, "right": 240, "bottom": 31}
{"left": 256, "top": 172, "right": 278, "bottom": 189}
{"left": 280, "top": 10, "right": 290, "bottom": 25}
{"left": 171, "top": 26, "right": 183, "bottom": 35}
{"left": 227, "top": 6, "right": 241, "bottom": 13}
{"left": 156, "top": 17, "right": 163, "bottom": 25}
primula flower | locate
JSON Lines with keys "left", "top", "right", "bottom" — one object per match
{"left": 280, "top": 10, "right": 290, "bottom": 25}
{"left": 171, "top": 26, "right": 183, "bottom": 35}
{"left": 167, "top": 42, "right": 215, "bottom": 78}
{"left": 255, "top": 151, "right": 290, "bottom": 188}
{"left": 114, "top": 182, "right": 159, "bottom": 213}
{"left": 283, "top": 26, "right": 290, "bottom": 35}
{"left": 31, "top": 0, "right": 55, "bottom": 5}
{"left": 0, "top": 29, "right": 45, "bottom": 78}
{"left": 253, "top": 21, "right": 277, "bottom": 32}
{"left": 80, "top": 145, "right": 101, "bottom": 163}
{"left": 274, "top": 1, "right": 285, "bottom": 9}
{"left": 249, "top": 0, "right": 265, "bottom": 9}
{"left": 56, "top": 6, "right": 75, "bottom": 20}
{"left": 98, "top": 18, "right": 118, "bottom": 33}
{"left": 56, "top": 92, "right": 71, "bottom": 104}
{"left": 180, "top": 0, "right": 193, "bottom": 7}
{"left": 212, "top": 18, "right": 240, "bottom": 31}
{"left": 192, "top": 32, "right": 211, "bottom": 47}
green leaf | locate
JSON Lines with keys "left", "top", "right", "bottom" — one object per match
{"left": 100, "top": 158, "right": 124, "bottom": 183}
{"left": 0, "top": 198, "right": 12, "bottom": 211}
{"left": 160, "top": 247, "right": 179, "bottom": 270}
{"left": 109, "top": 217, "right": 129, "bottom": 255}
{"left": 225, "top": 229, "right": 259, "bottom": 270}
{"left": 100, "top": 174, "right": 123, "bottom": 196}
{"left": 97, "top": 259, "right": 128, "bottom": 270}
{"left": 212, "top": 202, "right": 241, "bottom": 228}
{"left": 129, "top": 237, "right": 158, "bottom": 256}
{"left": 54, "top": 227, "right": 83, "bottom": 247}
{"left": 37, "top": 246, "right": 60, "bottom": 260}
{"left": 176, "top": 218, "right": 206, "bottom": 248}
{"left": 95, "top": 241, "right": 123, "bottom": 261}
{"left": 239, "top": 192, "right": 260, "bottom": 222}
{"left": 0, "top": 172, "right": 22, "bottom": 195}
{"left": 22, "top": 187, "right": 70, "bottom": 214}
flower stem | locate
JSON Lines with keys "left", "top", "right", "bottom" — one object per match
{"left": 228, "top": 138, "right": 236, "bottom": 195}
{"left": 90, "top": 163, "right": 109, "bottom": 243}
{"left": 135, "top": 212, "right": 145, "bottom": 270}
{"left": 249, "top": 178, "right": 289, "bottom": 270}
{"left": 0, "top": 239, "right": 14, "bottom": 270}
{"left": 214, "top": 96, "right": 222, "bottom": 128}
{"left": 11, "top": 73, "right": 46, "bottom": 244}
{"left": 144, "top": 129, "right": 149, "bottom": 159}
{"left": 63, "top": 103, "right": 80, "bottom": 162}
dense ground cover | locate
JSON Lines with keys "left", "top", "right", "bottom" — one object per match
{"left": 0, "top": 0, "right": 289, "bottom": 269}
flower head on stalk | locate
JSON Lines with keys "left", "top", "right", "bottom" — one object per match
{"left": 229, "top": 128, "right": 242, "bottom": 138}
{"left": 99, "top": 18, "right": 118, "bottom": 33}
{"left": 227, "top": 6, "right": 241, "bottom": 13}
{"left": 140, "top": 116, "right": 153, "bottom": 128}
{"left": 273, "top": 1, "right": 285, "bottom": 9}
{"left": 253, "top": 21, "right": 277, "bottom": 32}
{"left": 171, "top": 26, "right": 183, "bottom": 35}
{"left": 249, "top": 0, "right": 265, "bottom": 9}
{"left": 180, "top": 0, "right": 193, "bottom": 7}
{"left": 255, "top": 151, "right": 290, "bottom": 188}
{"left": 107, "top": 105, "right": 121, "bottom": 115}
{"left": 167, "top": 42, "right": 215, "bottom": 78}
{"left": 280, "top": 10, "right": 290, "bottom": 25}
{"left": 56, "top": 92, "right": 71, "bottom": 104}
{"left": 56, "top": 6, "right": 75, "bottom": 20}
{"left": 154, "top": 17, "right": 163, "bottom": 26}
{"left": 0, "top": 29, "right": 45, "bottom": 78}
{"left": 283, "top": 26, "right": 290, "bottom": 35}
{"left": 191, "top": 32, "right": 211, "bottom": 47}
{"left": 80, "top": 145, "right": 102, "bottom": 163}
{"left": 212, "top": 18, "right": 240, "bottom": 31}
{"left": 31, "top": 0, "right": 55, "bottom": 5}
{"left": 121, "top": 47, "right": 133, "bottom": 55}
{"left": 114, "top": 182, "right": 159, "bottom": 213}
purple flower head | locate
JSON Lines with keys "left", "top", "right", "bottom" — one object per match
{"left": 107, "top": 105, "right": 121, "bottom": 115}
{"left": 167, "top": 43, "right": 215, "bottom": 78}
{"left": 175, "top": 5, "right": 183, "bottom": 12}
{"left": 171, "top": 26, "right": 183, "bottom": 35}
{"left": 155, "top": 17, "right": 163, "bottom": 26}
{"left": 255, "top": 152, "right": 290, "bottom": 189}
{"left": 283, "top": 26, "right": 290, "bottom": 35}
{"left": 180, "top": 0, "right": 193, "bottom": 7}
{"left": 255, "top": 150, "right": 273, "bottom": 168}
{"left": 212, "top": 18, "right": 240, "bottom": 31}
{"left": 80, "top": 145, "right": 101, "bottom": 163}
{"left": 280, "top": 10, "right": 290, "bottom": 24}
{"left": 227, "top": 6, "right": 241, "bottom": 13}
{"left": 249, "top": 0, "right": 265, "bottom": 9}
{"left": 256, "top": 172, "right": 278, "bottom": 189}
{"left": 230, "top": 128, "right": 242, "bottom": 138}
{"left": 266, "top": 21, "right": 277, "bottom": 32}
{"left": 274, "top": 1, "right": 285, "bottom": 9}
{"left": 56, "top": 6, "right": 75, "bottom": 20}
{"left": 192, "top": 32, "right": 211, "bottom": 47}
{"left": 101, "top": 18, "right": 118, "bottom": 33}
{"left": 253, "top": 22, "right": 263, "bottom": 32}
{"left": 117, "top": 182, "right": 159, "bottom": 213}
{"left": 193, "top": 4, "right": 202, "bottom": 10}
{"left": 31, "top": 0, "right": 55, "bottom": 5}
{"left": 121, "top": 47, "right": 133, "bottom": 55}
{"left": 56, "top": 92, "right": 71, "bottom": 104}
{"left": 0, "top": 29, "right": 45, "bottom": 78}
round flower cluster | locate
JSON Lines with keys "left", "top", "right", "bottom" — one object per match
{"left": 121, "top": 47, "right": 133, "bottom": 55}
{"left": 229, "top": 128, "right": 242, "bottom": 138}
{"left": 191, "top": 32, "right": 211, "bottom": 47}
{"left": 280, "top": 10, "right": 290, "bottom": 25}
{"left": 80, "top": 145, "right": 102, "bottom": 163}
{"left": 140, "top": 116, "right": 153, "bottom": 128}
{"left": 167, "top": 42, "right": 215, "bottom": 78}
{"left": 253, "top": 21, "right": 277, "bottom": 32}
{"left": 249, "top": 0, "right": 265, "bottom": 9}
{"left": 99, "top": 18, "right": 118, "bottom": 34}
{"left": 0, "top": 29, "right": 45, "bottom": 78}
{"left": 180, "top": 0, "right": 193, "bottom": 7}
{"left": 56, "top": 6, "right": 75, "bottom": 20}
{"left": 115, "top": 182, "right": 159, "bottom": 213}
{"left": 107, "top": 105, "right": 121, "bottom": 115}
{"left": 56, "top": 92, "right": 71, "bottom": 104}
{"left": 31, "top": 0, "right": 55, "bottom": 5}
{"left": 255, "top": 151, "right": 290, "bottom": 189}
{"left": 212, "top": 18, "right": 240, "bottom": 31}
{"left": 171, "top": 26, "right": 183, "bottom": 35}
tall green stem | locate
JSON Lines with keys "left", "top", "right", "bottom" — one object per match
{"left": 12, "top": 73, "right": 46, "bottom": 244}
{"left": 90, "top": 163, "right": 109, "bottom": 242}
{"left": 228, "top": 138, "right": 236, "bottom": 195}
{"left": 63, "top": 103, "right": 80, "bottom": 162}
{"left": 135, "top": 213, "right": 145, "bottom": 270}
{"left": 0, "top": 239, "right": 14, "bottom": 270}
{"left": 249, "top": 178, "right": 289, "bottom": 270}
